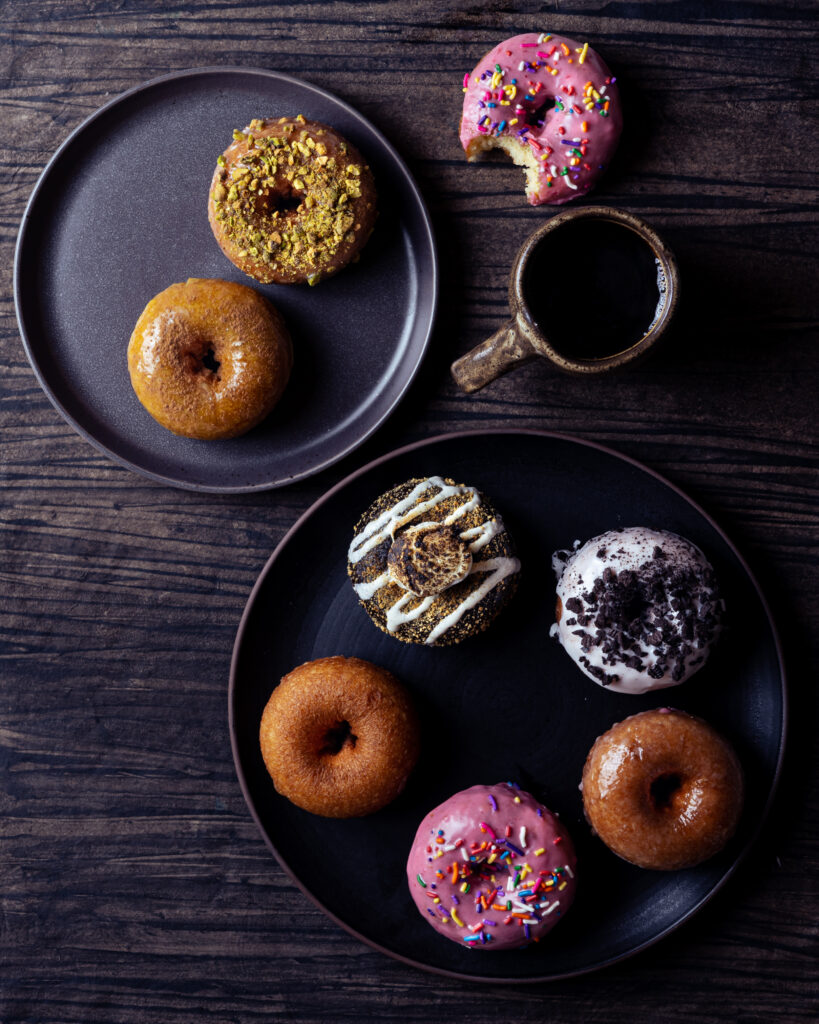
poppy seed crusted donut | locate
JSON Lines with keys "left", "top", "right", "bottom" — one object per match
{"left": 582, "top": 709, "right": 744, "bottom": 870}
{"left": 347, "top": 477, "right": 521, "bottom": 646}
{"left": 208, "top": 115, "right": 377, "bottom": 286}
{"left": 259, "top": 656, "right": 419, "bottom": 818}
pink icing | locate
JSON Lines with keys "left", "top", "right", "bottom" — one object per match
{"left": 406, "top": 782, "right": 577, "bottom": 950}
{"left": 459, "top": 32, "right": 623, "bottom": 205}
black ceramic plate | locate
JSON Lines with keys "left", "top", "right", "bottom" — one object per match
{"left": 14, "top": 68, "right": 436, "bottom": 492}
{"left": 230, "top": 430, "right": 785, "bottom": 981}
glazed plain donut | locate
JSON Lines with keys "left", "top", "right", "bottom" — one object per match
{"left": 551, "top": 527, "right": 723, "bottom": 694}
{"left": 127, "top": 278, "right": 292, "bottom": 440}
{"left": 208, "top": 115, "right": 378, "bottom": 285}
{"left": 406, "top": 783, "right": 577, "bottom": 949}
{"left": 259, "top": 656, "right": 420, "bottom": 818}
{"left": 460, "top": 32, "right": 622, "bottom": 205}
{"left": 582, "top": 709, "right": 744, "bottom": 870}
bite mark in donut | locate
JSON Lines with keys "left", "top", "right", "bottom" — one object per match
{"left": 460, "top": 33, "right": 622, "bottom": 205}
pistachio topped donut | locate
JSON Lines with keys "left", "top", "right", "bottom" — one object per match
{"left": 208, "top": 115, "right": 378, "bottom": 285}
{"left": 460, "top": 32, "right": 622, "bottom": 204}
{"left": 127, "top": 278, "right": 292, "bottom": 440}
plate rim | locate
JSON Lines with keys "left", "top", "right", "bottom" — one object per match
{"left": 228, "top": 427, "right": 788, "bottom": 983}
{"left": 13, "top": 66, "right": 438, "bottom": 493}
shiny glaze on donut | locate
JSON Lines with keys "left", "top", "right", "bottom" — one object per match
{"left": 460, "top": 32, "right": 622, "bottom": 205}
{"left": 582, "top": 709, "right": 744, "bottom": 870}
{"left": 259, "top": 656, "right": 419, "bottom": 818}
{"left": 127, "top": 278, "right": 292, "bottom": 440}
{"left": 406, "top": 783, "right": 577, "bottom": 949}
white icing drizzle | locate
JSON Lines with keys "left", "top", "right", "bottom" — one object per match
{"left": 349, "top": 477, "right": 519, "bottom": 644}
{"left": 385, "top": 593, "right": 436, "bottom": 632}
{"left": 425, "top": 556, "right": 521, "bottom": 644}
{"left": 352, "top": 571, "right": 389, "bottom": 600}
{"left": 460, "top": 517, "right": 503, "bottom": 552}
{"left": 348, "top": 477, "right": 475, "bottom": 564}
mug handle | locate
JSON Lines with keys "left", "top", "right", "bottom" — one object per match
{"left": 450, "top": 315, "right": 538, "bottom": 394}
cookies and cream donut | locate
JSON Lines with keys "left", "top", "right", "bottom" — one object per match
{"left": 259, "top": 656, "right": 419, "bottom": 818}
{"left": 551, "top": 527, "right": 723, "bottom": 694}
{"left": 407, "top": 783, "right": 577, "bottom": 949}
{"left": 127, "top": 278, "right": 292, "bottom": 440}
{"left": 460, "top": 32, "right": 622, "bottom": 205}
{"left": 582, "top": 709, "right": 744, "bottom": 870}
{"left": 347, "top": 477, "right": 521, "bottom": 646}
{"left": 208, "top": 115, "right": 377, "bottom": 286}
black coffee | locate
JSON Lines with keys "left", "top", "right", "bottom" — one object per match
{"left": 522, "top": 219, "right": 666, "bottom": 360}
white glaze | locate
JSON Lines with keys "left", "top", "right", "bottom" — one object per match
{"left": 552, "top": 527, "right": 722, "bottom": 694}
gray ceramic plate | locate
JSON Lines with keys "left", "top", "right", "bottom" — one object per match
{"left": 230, "top": 430, "right": 786, "bottom": 982}
{"left": 14, "top": 68, "right": 437, "bottom": 492}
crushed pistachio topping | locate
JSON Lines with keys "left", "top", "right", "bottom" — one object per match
{"left": 211, "top": 117, "right": 371, "bottom": 279}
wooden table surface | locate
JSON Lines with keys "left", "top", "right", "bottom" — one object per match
{"left": 2, "top": 1, "right": 817, "bottom": 1021}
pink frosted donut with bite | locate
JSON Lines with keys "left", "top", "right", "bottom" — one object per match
{"left": 460, "top": 32, "right": 623, "bottom": 205}
{"left": 407, "top": 783, "right": 577, "bottom": 949}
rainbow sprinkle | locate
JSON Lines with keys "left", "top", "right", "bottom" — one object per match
{"left": 461, "top": 31, "right": 616, "bottom": 200}
{"left": 415, "top": 784, "right": 573, "bottom": 949}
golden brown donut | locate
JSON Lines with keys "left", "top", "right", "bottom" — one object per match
{"left": 581, "top": 709, "right": 744, "bottom": 870}
{"left": 127, "top": 278, "right": 292, "bottom": 440}
{"left": 259, "top": 656, "right": 420, "bottom": 818}
{"left": 208, "top": 115, "right": 378, "bottom": 286}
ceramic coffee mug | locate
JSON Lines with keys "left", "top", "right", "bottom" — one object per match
{"left": 450, "top": 206, "right": 679, "bottom": 393}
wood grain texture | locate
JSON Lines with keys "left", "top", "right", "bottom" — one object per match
{"left": 1, "top": 0, "right": 817, "bottom": 1021}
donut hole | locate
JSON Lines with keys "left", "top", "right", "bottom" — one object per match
{"left": 649, "top": 772, "right": 684, "bottom": 811}
{"left": 201, "top": 347, "right": 221, "bottom": 376}
{"left": 271, "top": 190, "right": 303, "bottom": 215}
{"left": 319, "top": 719, "right": 358, "bottom": 756}
{"left": 181, "top": 339, "right": 221, "bottom": 383}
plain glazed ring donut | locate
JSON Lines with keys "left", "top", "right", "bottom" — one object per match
{"left": 581, "top": 709, "right": 744, "bottom": 870}
{"left": 259, "top": 656, "right": 420, "bottom": 818}
{"left": 406, "top": 783, "right": 577, "bottom": 949}
{"left": 127, "top": 278, "right": 292, "bottom": 440}
{"left": 460, "top": 32, "right": 622, "bottom": 205}
{"left": 208, "top": 115, "right": 378, "bottom": 286}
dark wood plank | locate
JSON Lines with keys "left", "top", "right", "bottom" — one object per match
{"left": 1, "top": 1, "right": 817, "bottom": 1021}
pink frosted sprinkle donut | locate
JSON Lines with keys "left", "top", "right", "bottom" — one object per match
{"left": 459, "top": 32, "right": 623, "bottom": 205}
{"left": 406, "top": 783, "right": 577, "bottom": 950}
